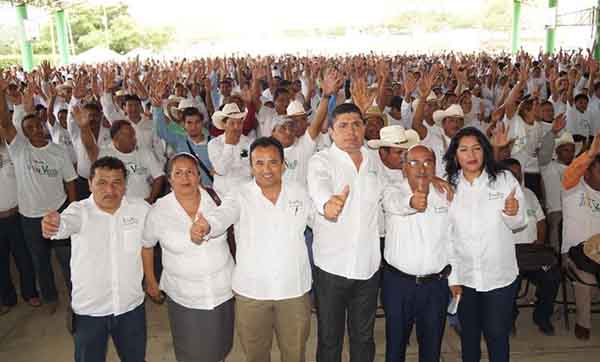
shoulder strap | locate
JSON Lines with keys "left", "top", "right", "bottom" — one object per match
{"left": 185, "top": 138, "right": 214, "bottom": 184}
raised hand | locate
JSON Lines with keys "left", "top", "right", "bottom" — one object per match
{"left": 551, "top": 113, "right": 566, "bottom": 135}
{"left": 71, "top": 105, "right": 89, "bottom": 128}
{"left": 503, "top": 187, "right": 519, "bottom": 216}
{"left": 321, "top": 68, "right": 344, "bottom": 97}
{"left": 588, "top": 132, "right": 600, "bottom": 158}
{"left": 350, "top": 76, "right": 375, "bottom": 115}
{"left": 324, "top": 185, "right": 350, "bottom": 221}
{"left": 41, "top": 210, "right": 60, "bottom": 239}
{"left": 490, "top": 122, "right": 511, "bottom": 148}
{"left": 411, "top": 177, "right": 429, "bottom": 212}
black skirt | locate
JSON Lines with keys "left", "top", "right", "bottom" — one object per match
{"left": 166, "top": 296, "right": 234, "bottom": 362}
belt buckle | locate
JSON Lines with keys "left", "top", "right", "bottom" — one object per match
{"left": 415, "top": 275, "right": 424, "bottom": 284}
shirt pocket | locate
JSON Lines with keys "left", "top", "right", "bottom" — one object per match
{"left": 122, "top": 226, "right": 142, "bottom": 253}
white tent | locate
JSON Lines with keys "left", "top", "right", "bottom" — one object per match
{"left": 125, "top": 48, "right": 155, "bottom": 59}
{"left": 71, "top": 46, "right": 124, "bottom": 64}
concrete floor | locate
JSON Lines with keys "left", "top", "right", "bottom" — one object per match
{"left": 1, "top": 272, "right": 600, "bottom": 361}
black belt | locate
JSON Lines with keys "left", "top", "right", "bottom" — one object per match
{"left": 384, "top": 262, "right": 451, "bottom": 284}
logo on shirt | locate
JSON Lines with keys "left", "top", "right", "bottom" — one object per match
{"left": 125, "top": 162, "right": 148, "bottom": 176}
{"left": 27, "top": 159, "right": 58, "bottom": 177}
{"left": 488, "top": 191, "right": 503, "bottom": 200}
{"left": 285, "top": 159, "right": 298, "bottom": 170}
{"left": 288, "top": 200, "right": 303, "bottom": 216}
{"left": 527, "top": 209, "right": 536, "bottom": 217}
{"left": 578, "top": 193, "right": 600, "bottom": 214}
{"left": 122, "top": 216, "right": 139, "bottom": 226}
{"left": 434, "top": 206, "right": 448, "bottom": 214}
{"left": 240, "top": 149, "right": 248, "bottom": 158}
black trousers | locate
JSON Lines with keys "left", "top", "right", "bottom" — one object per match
{"left": 458, "top": 279, "right": 518, "bottom": 362}
{"left": 314, "top": 267, "right": 380, "bottom": 362}
{"left": 73, "top": 303, "right": 147, "bottom": 362}
{"left": 513, "top": 267, "right": 560, "bottom": 325}
{"left": 0, "top": 213, "right": 38, "bottom": 305}
{"left": 381, "top": 266, "right": 449, "bottom": 362}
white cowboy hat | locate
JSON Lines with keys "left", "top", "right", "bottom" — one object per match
{"left": 367, "top": 125, "right": 420, "bottom": 149}
{"left": 287, "top": 100, "right": 308, "bottom": 117}
{"left": 177, "top": 98, "right": 199, "bottom": 111}
{"left": 555, "top": 131, "right": 575, "bottom": 150}
{"left": 212, "top": 103, "right": 247, "bottom": 130}
{"left": 411, "top": 92, "right": 438, "bottom": 112}
{"left": 271, "top": 116, "right": 295, "bottom": 132}
{"left": 433, "top": 104, "right": 464, "bottom": 126}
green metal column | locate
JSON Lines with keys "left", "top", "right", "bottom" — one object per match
{"left": 511, "top": 0, "right": 522, "bottom": 55}
{"left": 595, "top": 4, "right": 600, "bottom": 60}
{"left": 54, "top": 9, "right": 70, "bottom": 65}
{"left": 545, "top": 0, "right": 557, "bottom": 54}
{"left": 15, "top": 3, "right": 34, "bottom": 71}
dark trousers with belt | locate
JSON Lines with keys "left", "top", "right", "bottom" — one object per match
{"left": 315, "top": 266, "right": 380, "bottom": 362}
{"left": 20, "top": 212, "right": 71, "bottom": 303}
{"left": 458, "top": 279, "right": 518, "bottom": 362}
{"left": 74, "top": 303, "right": 147, "bottom": 362}
{"left": 0, "top": 213, "right": 38, "bottom": 305}
{"left": 382, "top": 265, "right": 449, "bottom": 362}
{"left": 513, "top": 267, "right": 560, "bottom": 326}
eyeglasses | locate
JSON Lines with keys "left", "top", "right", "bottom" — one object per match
{"left": 405, "top": 159, "right": 435, "bottom": 168}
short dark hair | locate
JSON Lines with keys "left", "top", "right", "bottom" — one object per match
{"left": 390, "top": 96, "right": 403, "bottom": 110}
{"left": 21, "top": 114, "right": 39, "bottom": 133}
{"left": 109, "top": 120, "right": 133, "bottom": 139}
{"left": 500, "top": 158, "right": 521, "bottom": 170}
{"left": 83, "top": 102, "right": 101, "bottom": 112}
{"left": 574, "top": 93, "right": 589, "bottom": 103}
{"left": 89, "top": 156, "right": 127, "bottom": 181}
{"left": 273, "top": 87, "right": 290, "bottom": 101}
{"left": 35, "top": 104, "right": 46, "bottom": 112}
{"left": 182, "top": 107, "right": 203, "bottom": 121}
{"left": 249, "top": 137, "right": 284, "bottom": 164}
{"left": 123, "top": 94, "right": 141, "bottom": 104}
{"left": 331, "top": 103, "right": 363, "bottom": 124}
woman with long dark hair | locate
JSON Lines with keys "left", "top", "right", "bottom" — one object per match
{"left": 444, "top": 127, "right": 527, "bottom": 362}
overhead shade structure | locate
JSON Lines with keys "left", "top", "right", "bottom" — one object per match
{"left": 71, "top": 46, "right": 124, "bottom": 64}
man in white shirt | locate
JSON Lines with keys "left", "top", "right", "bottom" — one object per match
{"left": 198, "top": 137, "right": 313, "bottom": 362}
{"left": 0, "top": 134, "right": 39, "bottom": 313}
{"left": 73, "top": 113, "right": 165, "bottom": 204}
{"left": 42, "top": 156, "right": 149, "bottom": 362}
{"left": 0, "top": 85, "right": 77, "bottom": 312}
{"left": 307, "top": 103, "right": 386, "bottom": 362}
{"left": 562, "top": 141, "right": 600, "bottom": 340}
{"left": 503, "top": 158, "right": 560, "bottom": 336}
{"left": 208, "top": 103, "right": 252, "bottom": 197}
{"left": 256, "top": 87, "right": 291, "bottom": 137}
{"left": 381, "top": 144, "right": 453, "bottom": 362}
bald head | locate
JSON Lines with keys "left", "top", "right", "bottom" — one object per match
{"left": 403, "top": 145, "right": 436, "bottom": 192}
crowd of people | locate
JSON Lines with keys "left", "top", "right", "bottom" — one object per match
{"left": 0, "top": 48, "right": 599, "bottom": 362}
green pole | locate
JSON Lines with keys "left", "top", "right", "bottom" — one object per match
{"left": 545, "top": 0, "right": 557, "bottom": 54}
{"left": 54, "top": 9, "right": 70, "bottom": 65}
{"left": 15, "top": 3, "right": 34, "bottom": 71}
{"left": 595, "top": 4, "right": 600, "bottom": 60}
{"left": 511, "top": 0, "right": 522, "bottom": 55}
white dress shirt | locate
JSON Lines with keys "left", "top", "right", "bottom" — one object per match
{"left": 383, "top": 179, "right": 453, "bottom": 276}
{"left": 204, "top": 180, "right": 313, "bottom": 300}
{"left": 448, "top": 170, "right": 526, "bottom": 291}
{"left": 378, "top": 165, "right": 404, "bottom": 237}
{"left": 52, "top": 197, "right": 150, "bottom": 316}
{"left": 143, "top": 190, "right": 234, "bottom": 309}
{"left": 48, "top": 121, "right": 77, "bottom": 165}
{"left": 283, "top": 132, "right": 317, "bottom": 187}
{"left": 307, "top": 145, "right": 386, "bottom": 280}
{"left": 562, "top": 179, "right": 600, "bottom": 254}
{"left": 98, "top": 144, "right": 164, "bottom": 200}
{"left": 514, "top": 187, "right": 545, "bottom": 244}
{"left": 7, "top": 133, "right": 78, "bottom": 218}
{"left": 0, "top": 144, "right": 18, "bottom": 212}
{"left": 422, "top": 130, "right": 450, "bottom": 178}
{"left": 207, "top": 134, "right": 252, "bottom": 197}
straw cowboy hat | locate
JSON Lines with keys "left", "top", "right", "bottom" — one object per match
{"left": 367, "top": 125, "right": 420, "bottom": 149}
{"left": 212, "top": 103, "right": 247, "bottom": 130}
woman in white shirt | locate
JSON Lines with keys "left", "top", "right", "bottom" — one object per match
{"left": 142, "top": 153, "right": 234, "bottom": 362}
{"left": 443, "top": 127, "right": 527, "bottom": 362}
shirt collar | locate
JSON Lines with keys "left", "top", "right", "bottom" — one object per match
{"left": 89, "top": 194, "right": 128, "bottom": 216}
{"left": 459, "top": 168, "right": 488, "bottom": 188}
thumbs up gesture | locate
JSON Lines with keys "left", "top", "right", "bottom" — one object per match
{"left": 503, "top": 187, "right": 519, "bottom": 216}
{"left": 42, "top": 210, "right": 61, "bottom": 239}
{"left": 410, "top": 177, "right": 429, "bottom": 212}
{"left": 324, "top": 185, "right": 350, "bottom": 221}
{"left": 190, "top": 212, "right": 211, "bottom": 244}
